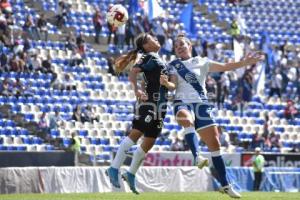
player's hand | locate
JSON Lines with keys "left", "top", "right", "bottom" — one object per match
{"left": 135, "top": 89, "right": 148, "bottom": 101}
{"left": 243, "top": 51, "right": 265, "bottom": 65}
{"left": 160, "top": 74, "right": 169, "bottom": 86}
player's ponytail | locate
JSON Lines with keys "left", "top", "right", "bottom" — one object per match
{"left": 114, "top": 49, "right": 139, "bottom": 73}
{"left": 114, "top": 33, "right": 148, "bottom": 73}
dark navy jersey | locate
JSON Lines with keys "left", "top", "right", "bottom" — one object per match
{"left": 133, "top": 52, "right": 173, "bottom": 117}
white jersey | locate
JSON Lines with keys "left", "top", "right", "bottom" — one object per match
{"left": 172, "top": 56, "right": 213, "bottom": 103}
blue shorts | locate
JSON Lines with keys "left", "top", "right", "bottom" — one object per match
{"left": 173, "top": 100, "right": 217, "bottom": 131}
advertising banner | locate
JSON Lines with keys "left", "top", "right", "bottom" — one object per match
{"left": 123, "top": 151, "right": 241, "bottom": 166}
{"left": 242, "top": 153, "right": 300, "bottom": 167}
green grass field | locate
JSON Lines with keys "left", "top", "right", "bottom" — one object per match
{"left": 1, "top": 192, "right": 300, "bottom": 200}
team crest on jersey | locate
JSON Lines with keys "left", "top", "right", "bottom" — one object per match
{"left": 185, "top": 72, "right": 198, "bottom": 83}
{"left": 174, "top": 63, "right": 183, "bottom": 70}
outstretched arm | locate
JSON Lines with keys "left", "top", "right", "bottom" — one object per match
{"left": 209, "top": 51, "right": 265, "bottom": 72}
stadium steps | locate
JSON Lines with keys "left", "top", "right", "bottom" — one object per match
{"left": 20, "top": 0, "right": 109, "bottom": 53}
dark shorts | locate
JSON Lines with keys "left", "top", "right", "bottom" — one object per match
{"left": 132, "top": 104, "right": 164, "bottom": 138}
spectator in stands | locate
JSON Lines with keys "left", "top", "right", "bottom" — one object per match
{"left": 290, "top": 134, "right": 300, "bottom": 153}
{"left": 153, "top": 18, "right": 166, "bottom": 47}
{"left": 23, "top": 15, "right": 40, "bottom": 40}
{"left": 169, "top": 34, "right": 263, "bottom": 198}
{"left": 65, "top": 33, "right": 77, "bottom": 51}
{"left": 12, "top": 39, "right": 23, "bottom": 54}
{"left": 206, "top": 75, "right": 217, "bottom": 103}
{"left": 0, "top": 49, "right": 8, "bottom": 71}
{"left": 125, "top": 17, "right": 135, "bottom": 48}
{"left": 77, "top": 40, "right": 86, "bottom": 61}
{"left": 262, "top": 114, "right": 269, "bottom": 138}
{"left": 116, "top": 24, "right": 126, "bottom": 50}
{"left": 82, "top": 105, "right": 98, "bottom": 123}
{"left": 9, "top": 54, "right": 21, "bottom": 72}
{"left": 76, "top": 32, "right": 85, "bottom": 47}
{"left": 61, "top": 73, "right": 76, "bottom": 91}
{"left": 31, "top": 52, "right": 43, "bottom": 72}
{"left": 49, "top": 110, "right": 63, "bottom": 130}
{"left": 56, "top": 1, "right": 70, "bottom": 28}
{"left": 18, "top": 52, "right": 27, "bottom": 72}
{"left": 217, "top": 72, "right": 230, "bottom": 109}
{"left": 41, "top": 55, "right": 57, "bottom": 82}
{"left": 252, "top": 147, "right": 265, "bottom": 191}
{"left": 23, "top": 37, "right": 31, "bottom": 52}
{"left": 0, "top": 77, "right": 12, "bottom": 96}
{"left": 170, "top": 136, "right": 185, "bottom": 151}
{"left": 176, "top": 0, "right": 189, "bottom": 3}
{"left": 269, "top": 131, "right": 281, "bottom": 150}
{"left": 0, "top": 10, "right": 8, "bottom": 35}
{"left": 12, "top": 78, "right": 24, "bottom": 97}
{"left": 69, "top": 49, "right": 84, "bottom": 66}
{"left": 37, "top": 13, "right": 48, "bottom": 41}
{"left": 229, "top": 132, "right": 239, "bottom": 146}
{"left": 251, "top": 132, "right": 264, "bottom": 150}
{"left": 269, "top": 69, "right": 282, "bottom": 99}
{"left": 107, "top": 22, "right": 117, "bottom": 45}
{"left": 92, "top": 9, "right": 103, "bottom": 44}
{"left": 72, "top": 105, "right": 85, "bottom": 122}
{"left": 239, "top": 68, "right": 253, "bottom": 116}
{"left": 0, "top": 11, "right": 11, "bottom": 46}
{"left": 284, "top": 100, "right": 298, "bottom": 121}
{"left": 219, "top": 127, "right": 230, "bottom": 148}
{"left": 194, "top": 40, "right": 203, "bottom": 57}
{"left": 38, "top": 112, "right": 49, "bottom": 134}
{"left": 162, "top": 33, "right": 173, "bottom": 61}
{"left": 227, "top": 0, "right": 251, "bottom": 7}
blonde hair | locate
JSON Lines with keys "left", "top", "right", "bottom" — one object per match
{"left": 114, "top": 33, "right": 149, "bottom": 73}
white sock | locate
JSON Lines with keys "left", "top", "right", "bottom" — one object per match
{"left": 111, "top": 137, "right": 135, "bottom": 169}
{"left": 128, "top": 146, "right": 146, "bottom": 175}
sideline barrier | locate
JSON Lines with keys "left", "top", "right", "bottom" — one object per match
{"left": 0, "top": 167, "right": 213, "bottom": 194}
{"left": 225, "top": 167, "right": 300, "bottom": 192}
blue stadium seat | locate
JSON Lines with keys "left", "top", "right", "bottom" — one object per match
{"left": 50, "top": 130, "right": 60, "bottom": 138}
{"left": 79, "top": 130, "right": 88, "bottom": 137}
{"left": 100, "top": 138, "right": 110, "bottom": 145}
{"left": 90, "top": 138, "right": 100, "bottom": 145}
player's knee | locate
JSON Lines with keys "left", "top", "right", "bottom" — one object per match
{"left": 177, "top": 119, "right": 193, "bottom": 127}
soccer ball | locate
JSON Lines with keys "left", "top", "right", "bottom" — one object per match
{"left": 106, "top": 4, "right": 128, "bottom": 27}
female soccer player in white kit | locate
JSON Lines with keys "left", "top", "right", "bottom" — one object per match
{"left": 161, "top": 34, "right": 264, "bottom": 198}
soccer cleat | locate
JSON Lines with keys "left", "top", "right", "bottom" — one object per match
{"left": 194, "top": 155, "right": 209, "bottom": 169}
{"left": 219, "top": 185, "right": 241, "bottom": 198}
{"left": 122, "top": 171, "right": 139, "bottom": 194}
{"left": 105, "top": 167, "right": 121, "bottom": 188}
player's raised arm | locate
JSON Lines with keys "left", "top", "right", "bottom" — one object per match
{"left": 209, "top": 51, "right": 265, "bottom": 72}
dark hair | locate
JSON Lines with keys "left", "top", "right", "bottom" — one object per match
{"left": 114, "top": 33, "right": 148, "bottom": 73}
{"left": 175, "top": 33, "right": 192, "bottom": 45}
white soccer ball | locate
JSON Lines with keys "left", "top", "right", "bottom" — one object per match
{"left": 106, "top": 4, "right": 128, "bottom": 27}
